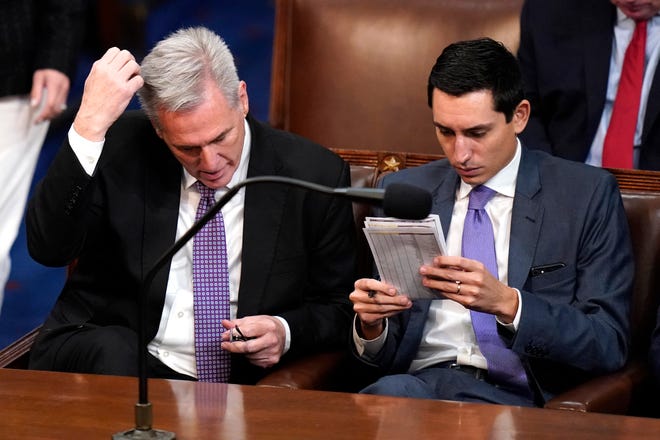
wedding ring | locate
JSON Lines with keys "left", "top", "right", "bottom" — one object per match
{"left": 455, "top": 280, "right": 462, "bottom": 294}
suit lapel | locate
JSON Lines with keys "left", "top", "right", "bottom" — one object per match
{"left": 433, "top": 173, "right": 459, "bottom": 240}
{"left": 141, "top": 137, "right": 182, "bottom": 333}
{"left": 237, "top": 118, "right": 287, "bottom": 316}
{"left": 412, "top": 161, "right": 458, "bottom": 240}
{"left": 391, "top": 300, "right": 432, "bottom": 372}
{"left": 508, "top": 151, "right": 544, "bottom": 289}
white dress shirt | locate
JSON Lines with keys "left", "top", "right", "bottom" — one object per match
{"left": 587, "top": 9, "right": 660, "bottom": 167}
{"left": 69, "top": 118, "right": 291, "bottom": 378}
{"left": 355, "top": 141, "right": 523, "bottom": 373}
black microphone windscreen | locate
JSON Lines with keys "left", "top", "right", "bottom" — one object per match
{"left": 382, "top": 183, "right": 432, "bottom": 219}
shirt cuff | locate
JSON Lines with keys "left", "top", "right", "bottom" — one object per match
{"left": 496, "top": 287, "right": 522, "bottom": 331}
{"left": 352, "top": 314, "right": 388, "bottom": 358}
{"left": 68, "top": 124, "right": 104, "bottom": 176}
{"left": 274, "top": 316, "right": 291, "bottom": 355}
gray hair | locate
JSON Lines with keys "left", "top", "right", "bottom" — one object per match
{"left": 137, "top": 27, "right": 240, "bottom": 126}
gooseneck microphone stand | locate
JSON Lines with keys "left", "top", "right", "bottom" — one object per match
{"left": 112, "top": 176, "right": 400, "bottom": 439}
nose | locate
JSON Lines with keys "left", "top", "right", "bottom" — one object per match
{"left": 199, "top": 145, "right": 217, "bottom": 169}
{"left": 452, "top": 136, "right": 471, "bottom": 164}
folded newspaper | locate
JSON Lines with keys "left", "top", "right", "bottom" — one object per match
{"left": 363, "top": 215, "right": 448, "bottom": 299}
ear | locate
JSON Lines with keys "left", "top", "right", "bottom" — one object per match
{"left": 149, "top": 117, "right": 164, "bottom": 139}
{"left": 238, "top": 81, "right": 249, "bottom": 116}
{"left": 512, "top": 99, "right": 530, "bottom": 134}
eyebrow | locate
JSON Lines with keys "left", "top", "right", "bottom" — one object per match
{"left": 433, "top": 121, "right": 493, "bottom": 132}
{"left": 172, "top": 126, "right": 233, "bottom": 150}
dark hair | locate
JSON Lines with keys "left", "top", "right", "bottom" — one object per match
{"left": 427, "top": 38, "right": 523, "bottom": 122}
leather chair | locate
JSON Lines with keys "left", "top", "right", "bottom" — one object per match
{"left": 270, "top": 0, "right": 524, "bottom": 154}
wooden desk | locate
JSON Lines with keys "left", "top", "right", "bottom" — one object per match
{"left": 1, "top": 368, "right": 659, "bottom": 439}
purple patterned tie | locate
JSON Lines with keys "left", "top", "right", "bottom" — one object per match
{"left": 462, "top": 185, "right": 529, "bottom": 393}
{"left": 192, "top": 181, "right": 231, "bottom": 382}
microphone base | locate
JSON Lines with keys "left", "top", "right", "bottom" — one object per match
{"left": 112, "top": 403, "right": 176, "bottom": 439}
{"left": 112, "top": 429, "right": 176, "bottom": 439}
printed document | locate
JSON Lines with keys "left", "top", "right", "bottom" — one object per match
{"left": 363, "top": 215, "right": 447, "bottom": 299}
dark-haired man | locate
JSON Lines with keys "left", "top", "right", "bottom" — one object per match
{"left": 349, "top": 38, "right": 633, "bottom": 407}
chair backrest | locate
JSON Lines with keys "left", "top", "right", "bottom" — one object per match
{"left": 270, "top": 0, "right": 524, "bottom": 154}
{"left": 611, "top": 169, "right": 660, "bottom": 358}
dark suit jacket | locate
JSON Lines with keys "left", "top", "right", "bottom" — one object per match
{"left": 517, "top": 0, "right": 660, "bottom": 170}
{"left": 0, "top": 0, "right": 86, "bottom": 96}
{"left": 355, "top": 147, "right": 633, "bottom": 403}
{"left": 26, "top": 112, "right": 357, "bottom": 384}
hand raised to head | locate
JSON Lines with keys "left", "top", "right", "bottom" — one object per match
{"left": 73, "top": 47, "right": 144, "bottom": 141}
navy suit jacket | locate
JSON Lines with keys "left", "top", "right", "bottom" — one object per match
{"left": 518, "top": 0, "right": 660, "bottom": 170}
{"left": 26, "top": 112, "right": 357, "bottom": 384}
{"left": 357, "top": 147, "right": 633, "bottom": 402}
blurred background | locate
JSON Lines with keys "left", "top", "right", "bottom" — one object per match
{"left": 0, "top": 0, "right": 276, "bottom": 349}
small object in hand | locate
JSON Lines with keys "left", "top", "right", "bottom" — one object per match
{"left": 368, "top": 290, "right": 376, "bottom": 298}
{"left": 230, "top": 325, "right": 255, "bottom": 342}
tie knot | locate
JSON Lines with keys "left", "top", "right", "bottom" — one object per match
{"left": 195, "top": 181, "right": 216, "bottom": 200}
{"left": 634, "top": 19, "right": 648, "bottom": 36}
{"left": 468, "top": 185, "right": 496, "bottom": 210}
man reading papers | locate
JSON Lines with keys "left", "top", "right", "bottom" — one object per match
{"left": 349, "top": 38, "right": 633, "bottom": 407}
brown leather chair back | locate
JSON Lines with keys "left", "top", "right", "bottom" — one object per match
{"left": 270, "top": 0, "right": 524, "bottom": 153}
{"left": 620, "top": 191, "right": 660, "bottom": 357}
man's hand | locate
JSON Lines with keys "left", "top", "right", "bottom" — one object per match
{"left": 420, "top": 255, "right": 519, "bottom": 323}
{"left": 31, "top": 69, "right": 70, "bottom": 123}
{"left": 220, "top": 316, "right": 286, "bottom": 368}
{"left": 349, "top": 278, "right": 412, "bottom": 340}
{"left": 73, "top": 47, "right": 144, "bottom": 141}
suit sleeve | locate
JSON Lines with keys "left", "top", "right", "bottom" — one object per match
{"left": 26, "top": 139, "right": 96, "bottom": 267}
{"left": 278, "top": 159, "right": 357, "bottom": 355}
{"left": 513, "top": 173, "right": 632, "bottom": 374}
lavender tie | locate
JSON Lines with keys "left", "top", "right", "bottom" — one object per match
{"left": 462, "top": 185, "right": 529, "bottom": 393}
{"left": 192, "top": 181, "right": 231, "bottom": 382}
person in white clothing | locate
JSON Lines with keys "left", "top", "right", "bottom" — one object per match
{"left": 0, "top": 1, "right": 86, "bottom": 312}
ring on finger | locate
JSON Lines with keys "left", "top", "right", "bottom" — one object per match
{"left": 455, "top": 280, "right": 462, "bottom": 294}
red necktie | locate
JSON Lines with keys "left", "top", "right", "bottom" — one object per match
{"left": 602, "top": 20, "right": 648, "bottom": 169}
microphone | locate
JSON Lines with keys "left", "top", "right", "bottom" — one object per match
{"left": 333, "top": 182, "right": 431, "bottom": 220}
{"left": 113, "top": 175, "right": 432, "bottom": 439}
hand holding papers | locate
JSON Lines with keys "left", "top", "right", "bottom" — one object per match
{"left": 363, "top": 215, "right": 448, "bottom": 299}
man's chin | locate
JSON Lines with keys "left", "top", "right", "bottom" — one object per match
{"left": 456, "top": 168, "right": 486, "bottom": 185}
{"left": 199, "top": 176, "right": 228, "bottom": 189}
{"left": 622, "top": 7, "right": 655, "bottom": 21}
